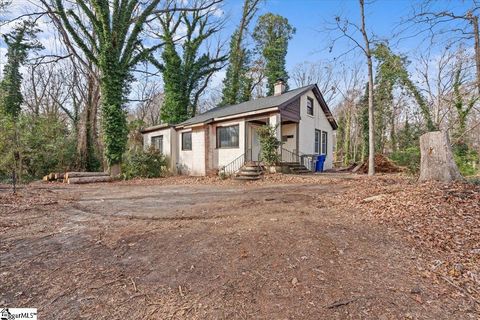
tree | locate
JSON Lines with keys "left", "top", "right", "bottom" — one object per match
{"left": 221, "top": 0, "right": 261, "bottom": 106}
{"left": 359, "top": 0, "right": 375, "bottom": 175}
{"left": 158, "top": 7, "right": 227, "bottom": 124}
{"left": 253, "top": 13, "right": 295, "bottom": 96}
{"left": 0, "top": 20, "right": 42, "bottom": 191}
{"left": 408, "top": 2, "right": 480, "bottom": 94}
{"left": 44, "top": 0, "right": 168, "bottom": 175}
{"left": 290, "top": 61, "right": 339, "bottom": 103}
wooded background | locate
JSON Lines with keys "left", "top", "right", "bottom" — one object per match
{"left": 0, "top": 0, "right": 479, "bottom": 181}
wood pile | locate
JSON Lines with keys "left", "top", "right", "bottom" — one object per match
{"left": 358, "top": 154, "right": 404, "bottom": 173}
{"left": 42, "top": 172, "right": 112, "bottom": 184}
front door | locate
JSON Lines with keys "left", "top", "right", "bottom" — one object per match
{"left": 251, "top": 126, "right": 261, "bottom": 161}
{"left": 246, "top": 124, "right": 262, "bottom": 162}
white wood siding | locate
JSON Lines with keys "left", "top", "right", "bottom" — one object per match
{"left": 298, "top": 90, "right": 335, "bottom": 169}
{"left": 143, "top": 127, "right": 176, "bottom": 171}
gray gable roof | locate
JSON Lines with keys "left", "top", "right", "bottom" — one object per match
{"left": 178, "top": 84, "right": 316, "bottom": 127}
{"left": 175, "top": 84, "right": 338, "bottom": 129}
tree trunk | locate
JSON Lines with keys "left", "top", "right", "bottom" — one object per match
{"left": 359, "top": 0, "right": 375, "bottom": 176}
{"left": 65, "top": 171, "right": 109, "bottom": 179}
{"left": 67, "top": 176, "right": 112, "bottom": 184}
{"left": 419, "top": 131, "right": 463, "bottom": 182}
{"left": 472, "top": 15, "right": 480, "bottom": 95}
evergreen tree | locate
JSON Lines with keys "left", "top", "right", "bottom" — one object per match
{"left": 253, "top": 13, "right": 295, "bottom": 96}
{"left": 0, "top": 21, "right": 41, "bottom": 118}
{"left": 221, "top": 0, "right": 260, "bottom": 106}
{"left": 221, "top": 30, "right": 252, "bottom": 106}
{"left": 0, "top": 20, "right": 42, "bottom": 191}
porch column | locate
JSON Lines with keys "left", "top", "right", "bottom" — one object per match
{"left": 269, "top": 113, "right": 282, "bottom": 159}
{"left": 269, "top": 113, "right": 281, "bottom": 140}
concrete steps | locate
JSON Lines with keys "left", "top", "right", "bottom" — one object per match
{"left": 281, "top": 162, "right": 312, "bottom": 174}
{"left": 234, "top": 164, "right": 264, "bottom": 181}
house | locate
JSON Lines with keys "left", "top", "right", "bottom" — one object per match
{"left": 141, "top": 80, "right": 338, "bottom": 176}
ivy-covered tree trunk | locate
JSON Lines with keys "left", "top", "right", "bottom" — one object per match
{"left": 99, "top": 52, "right": 129, "bottom": 174}
{"left": 158, "top": 9, "right": 226, "bottom": 124}
{"left": 50, "top": 0, "right": 166, "bottom": 175}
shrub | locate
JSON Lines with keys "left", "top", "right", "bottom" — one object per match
{"left": 257, "top": 124, "right": 282, "bottom": 165}
{"left": 0, "top": 113, "right": 77, "bottom": 183}
{"left": 121, "top": 146, "right": 167, "bottom": 179}
{"left": 390, "top": 146, "right": 421, "bottom": 174}
{"left": 453, "top": 143, "right": 479, "bottom": 177}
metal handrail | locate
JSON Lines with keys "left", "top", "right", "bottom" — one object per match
{"left": 281, "top": 148, "right": 315, "bottom": 171}
{"left": 280, "top": 147, "right": 300, "bottom": 163}
{"left": 219, "top": 153, "right": 245, "bottom": 176}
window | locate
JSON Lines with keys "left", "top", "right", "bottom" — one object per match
{"left": 217, "top": 125, "right": 239, "bottom": 148}
{"left": 315, "top": 129, "right": 321, "bottom": 154}
{"left": 151, "top": 135, "right": 163, "bottom": 153}
{"left": 307, "top": 97, "right": 314, "bottom": 116}
{"left": 321, "top": 131, "right": 328, "bottom": 155}
{"left": 182, "top": 131, "right": 192, "bottom": 150}
{"left": 315, "top": 130, "right": 328, "bottom": 155}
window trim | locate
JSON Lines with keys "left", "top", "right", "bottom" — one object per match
{"left": 307, "top": 97, "right": 314, "bottom": 116}
{"left": 314, "top": 129, "right": 321, "bottom": 154}
{"left": 216, "top": 124, "right": 240, "bottom": 149}
{"left": 321, "top": 131, "right": 328, "bottom": 155}
{"left": 181, "top": 131, "right": 192, "bottom": 151}
{"left": 151, "top": 135, "right": 163, "bottom": 153}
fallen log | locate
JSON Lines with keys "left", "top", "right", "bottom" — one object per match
{"left": 67, "top": 176, "right": 112, "bottom": 184}
{"left": 65, "top": 172, "right": 109, "bottom": 180}
{"left": 55, "top": 172, "right": 65, "bottom": 180}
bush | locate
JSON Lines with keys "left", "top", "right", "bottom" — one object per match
{"left": 453, "top": 143, "right": 479, "bottom": 177}
{"left": 257, "top": 124, "right": 282, "bottom": 165}
{"left": 390, "top": 146, "right": 421, "bottom": 174}
{"left": 0, "top": 113, "right": 77, "bottom": 182}
{"left": 121, "top": 146, "right": 167, "bottom": 180}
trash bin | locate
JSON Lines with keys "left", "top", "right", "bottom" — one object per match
{"left": 315, "top": 155, "right": 326, "bottom": 172}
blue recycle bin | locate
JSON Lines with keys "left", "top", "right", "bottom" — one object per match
{"left": 315, "top": 155, "right": 326, "bottom": 172}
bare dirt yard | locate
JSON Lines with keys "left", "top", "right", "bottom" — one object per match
{"left": 1, "top": 173, "right": 479, "bottom": 319}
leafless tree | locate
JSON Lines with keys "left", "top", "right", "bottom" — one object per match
{"left": 329, "top": 0, "right": 376, "bottom": 175}
{"left": 290, "top": 61, "right": 339, "bottom": 104}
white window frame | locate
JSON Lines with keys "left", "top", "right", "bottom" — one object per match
{"left": 321, "top": 131, "right": 327, "bottom": 155}
{"left": 151, "top": 135, "right": 163, "bottom": 153}
{"left": 216, "top": 124, "right": 240, "bottom": 149}
{"left": 307, "top": 97, "right": 314, "bottom": 116}
{"left": 182, "top": 131, "right": 192, "bottom": 151}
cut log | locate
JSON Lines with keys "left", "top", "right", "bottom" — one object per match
{"left": 67, "top": 176, "right": 112, "bottom": 184}
{"left": 55, "top": 173, "right": 65, "bottom": 180}
{"left": 65, "top": 172, "right": 109, "bottom": 180}
{"left": 419, "top": 131, "right": 463, "bottom": 182}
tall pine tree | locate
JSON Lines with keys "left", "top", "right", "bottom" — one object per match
{"left": 220, "top": 0, "right": 260, "bottom": 106}
{"left": 253, "top": 13, "right": 295, "bottom": 96}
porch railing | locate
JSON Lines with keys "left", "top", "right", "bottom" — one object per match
{"left": 219, "top": 153, "right": 245, "bottom": 176}
{"left": 280, "top": 148, "right": 315, "bottom": 171}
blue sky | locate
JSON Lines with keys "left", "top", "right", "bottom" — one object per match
{"left": 220, "top": 0, "right": 474, "bottom": 70}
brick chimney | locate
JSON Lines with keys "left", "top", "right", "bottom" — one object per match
{"left": 273, "top": 79, "right": 286, "bottom": 96}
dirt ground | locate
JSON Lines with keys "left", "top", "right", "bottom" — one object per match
{"left": 0, "top": 174, "right": 478, "bottom": 319}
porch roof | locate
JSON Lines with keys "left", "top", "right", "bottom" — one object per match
{"left": 178, "top": 84, "right": 333, "bottom": 128}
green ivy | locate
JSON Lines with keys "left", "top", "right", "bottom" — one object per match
{"left": 257, "top": 125, "right": 282, "bottom": 165}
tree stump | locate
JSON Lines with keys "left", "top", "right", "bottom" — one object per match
{"left": 419, "top": 131, "right": 463, "bottom": 182}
